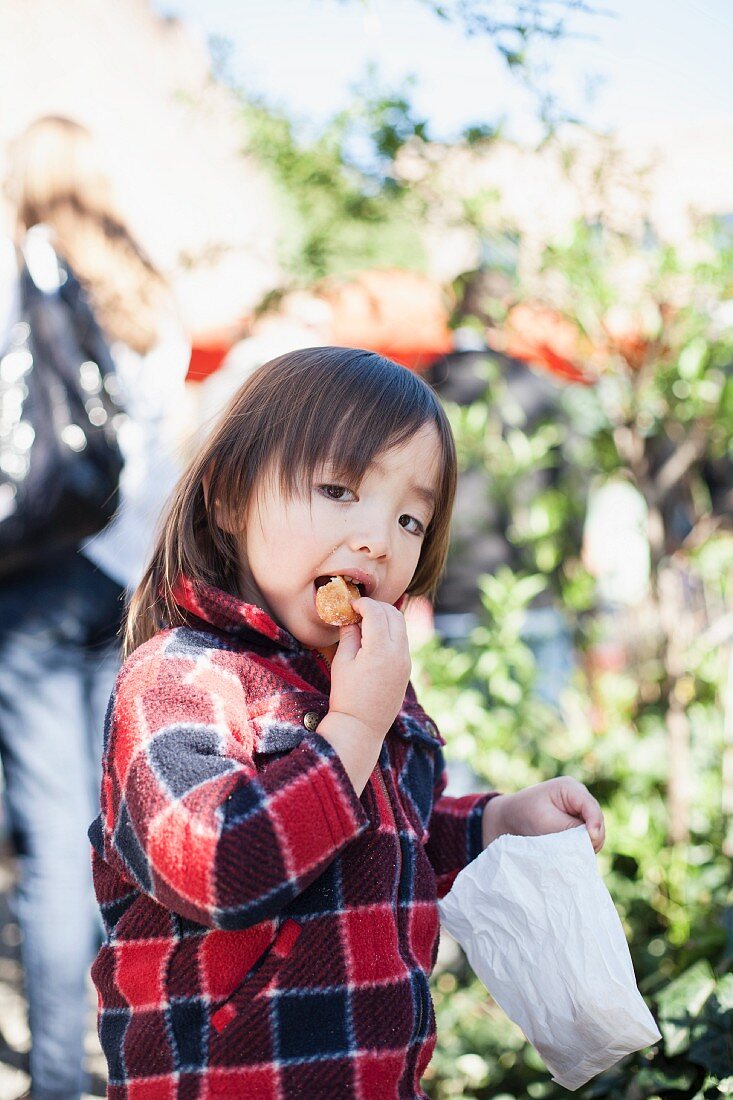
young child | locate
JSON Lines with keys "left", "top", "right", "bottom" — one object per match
{"left": 89, "top": 347, "right": 605, "bottom": 1099}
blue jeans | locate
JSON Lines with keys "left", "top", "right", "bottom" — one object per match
{"left": 0, "top": 550, "right": 123, "bottom": 1099}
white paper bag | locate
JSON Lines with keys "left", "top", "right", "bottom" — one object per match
{"left": 438, "top": 825, "right": 661, "bottom": 1091}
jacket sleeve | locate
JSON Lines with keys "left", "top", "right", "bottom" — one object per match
{"left": 98, "top": 642, "right": 368, "bottom": 930}
{"left": 424, "top": 743, "right": 499, "bottom": 898}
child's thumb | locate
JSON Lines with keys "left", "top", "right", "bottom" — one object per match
{"left": 334, "top": 623, "right": 361, "bottom": 663}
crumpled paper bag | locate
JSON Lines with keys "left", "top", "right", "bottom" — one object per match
{"left": 438, "top": 825, "right": 661, "bottom": 1091}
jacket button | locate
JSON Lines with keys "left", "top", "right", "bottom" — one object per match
{"left": 303, "top": 711, "right": 320, "bottom": 732}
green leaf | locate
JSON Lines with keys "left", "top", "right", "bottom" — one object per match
{"left": 581, "top": 1066, "right": 628, "bottom": 1097}
{"left": 722, "top": 908, "right": 733, "bottom": 962}
{"left": 715, "top": 975, "right": 733, "bottom": 1013}
{"left": 688, "top": 1030, "right": 733, "bottom": 1077}
{"left": 678, "top": 337, "right": 709, "bottom": 380}
{"left": 656, "top": 961, "right": 716, "bottom": 1056}
{"left": 633, "top": 1064, "right": 699, "bottom": 1092}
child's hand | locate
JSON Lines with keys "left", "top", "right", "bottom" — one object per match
{"left": 327, "top": 596, "right": 411, "bottom": 741}
{"left": 316, "top": 598, "right": 411, "bottom": 796}
{"left": 482, "top": 778, "right": 605, "bottom": 853}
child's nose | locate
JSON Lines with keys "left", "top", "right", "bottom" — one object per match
{"left": 348, "top": 522, "right": 389, "bottom": 559}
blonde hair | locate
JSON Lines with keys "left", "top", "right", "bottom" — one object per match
{"left": 5, "top": 116, "right": 168, "bottom": 355}
{"left": 125, "top": 347, "right": 457, "bottom": 656}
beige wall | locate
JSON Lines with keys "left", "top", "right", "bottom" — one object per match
{"left": 0, "top": 0, "right": 282, "bottom": 330}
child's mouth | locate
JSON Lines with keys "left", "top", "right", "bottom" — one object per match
{"left": 314, "top": 575, "right": 366, "bottom": 597}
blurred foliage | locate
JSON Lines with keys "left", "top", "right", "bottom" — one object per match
{"left": 538, "top": 221, "right": 733, "bottom": 519}
{"left": 413, "top": 218, "right": 733, "bottom": 1097}
{"left": 333, "top": 0, "right": 604, "bottom": 131}
{"left": 446, "top": 353, "right": 590, "bottom": 593}
{"left": 415, "top": 564, "right": 731, "bottom": 1098}
{"left": 241, "top": 79, "right": 431, "bottom": 282}
{"left": 335, "top": 0, "right": 601, "bottom": 54}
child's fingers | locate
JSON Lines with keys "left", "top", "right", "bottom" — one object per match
{"left": 335, "top": 622, "right": 362, "bottom": 662}
{"left": 351, "top": 597, "right": 392, "bottom": 649}
{"left": 576, "top": 798, "right": 605, "bottom": 852}
{"left": 558, "top": 778, "right": 606, "bottom": 852}
{"left": 585, "top": 822, "right": 603, "bottom": 853}
{"left": 586, "top": 814, "right": 606, "bottom": 852}
{"left": 351, "top": 597, "right": 405, "bottom": 639}
{"left": 381, "top": 603, "right": 407, "bottom": 644}
{"left": 582, "top": 797, "right": 605, "bottom": 848}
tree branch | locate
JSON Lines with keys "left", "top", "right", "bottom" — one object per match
{"left": 648, "top": 425, "right": 710, "bottom": 508}
{"left": 419, "top": 0, "right": 603, "bottom": 42}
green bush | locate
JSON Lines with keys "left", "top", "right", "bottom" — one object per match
{"left": 415, "top": 217, "right": 733, "bottom": 1094}
{"left": 415, "top": 568, "right": 732, "bottom": 1098}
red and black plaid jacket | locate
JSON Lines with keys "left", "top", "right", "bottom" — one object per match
{"left": 89, "top": 578, "right": 494, "bottom": 1098}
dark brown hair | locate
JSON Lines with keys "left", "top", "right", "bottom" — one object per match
{"left": 125, "top": 347, "right": 457, "bottom": 654}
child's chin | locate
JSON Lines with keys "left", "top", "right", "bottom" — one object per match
{"left": 291, "top": 617, "right": 339, "bottom": 650}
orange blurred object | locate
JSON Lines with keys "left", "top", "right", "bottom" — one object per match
{"left": 488, "top": 303, "right": 595, "bottom": 386}
{"left": 322, "top": 269, "right": 454, "bottom": 372}
{"left": 186, "top": 319, "right": 250, "bottom": 383}
{"left": 186, "top": 270, "right": 455, "bottom": 381}
{"left": 601, "top": 304, "right": 667, "bottom": 372}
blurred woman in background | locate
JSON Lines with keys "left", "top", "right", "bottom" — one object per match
{"left": 0, "top": 115, "right": 189, "bottom": 1100}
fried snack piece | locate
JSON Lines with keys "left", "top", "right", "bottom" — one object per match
{"left": 315, "top": 576, "right": 361, "bottom": 626}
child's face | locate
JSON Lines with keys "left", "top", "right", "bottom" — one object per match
{"left": 238, "top": 423, "right": 442, "bottom": 650}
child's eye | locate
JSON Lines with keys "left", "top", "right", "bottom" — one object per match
{"left": 318, "top": 484, "right": 356, "bottom": 502}
{"left": 399, "top": 514, "right": 426, "bottom": 536}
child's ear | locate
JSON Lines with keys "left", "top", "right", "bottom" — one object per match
{"left": 202, "top": 467, "right": 236, "bottom": 534}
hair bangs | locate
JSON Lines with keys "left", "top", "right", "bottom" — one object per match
{"left": 271, "top": 349, "right": 442, "bottom": 496}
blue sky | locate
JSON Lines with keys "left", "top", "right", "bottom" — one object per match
{"left": 152, "top": 0, "right": 733, "bottom": 141}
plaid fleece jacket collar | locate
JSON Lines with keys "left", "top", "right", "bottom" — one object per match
{"left": 89, "top": 579, "right": 492, "bottom": 1099}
